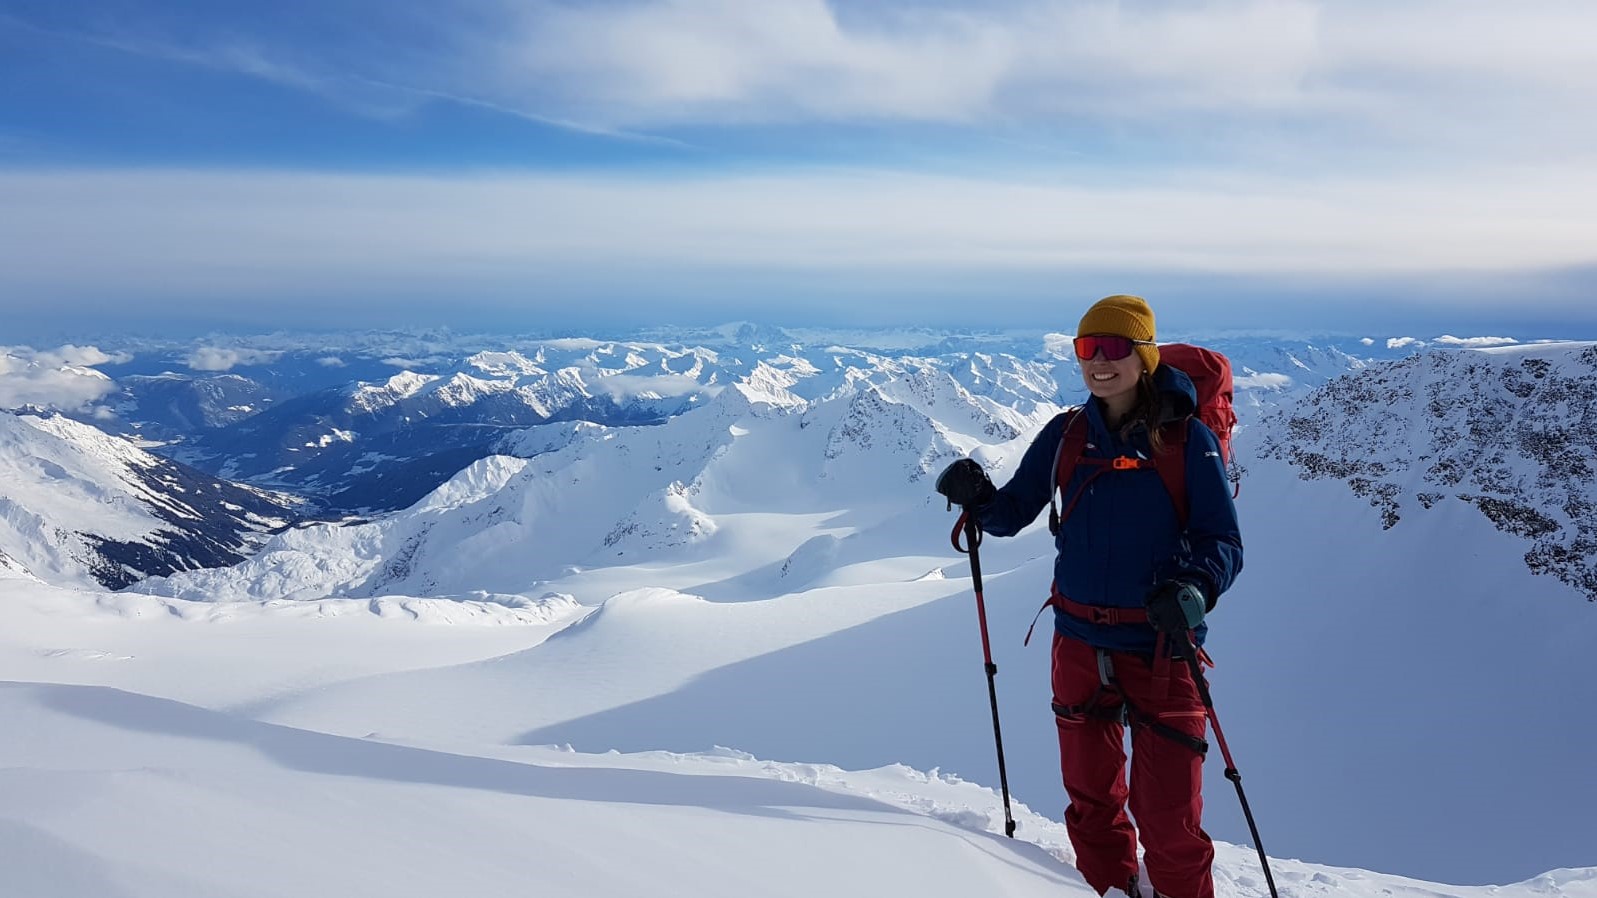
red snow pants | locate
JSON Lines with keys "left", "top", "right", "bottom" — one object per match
{"left": 1052, "top": 633, "right": 1214, "bottom": 898}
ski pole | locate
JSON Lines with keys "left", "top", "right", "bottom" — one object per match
{"left": 950, "top": 509, "right": 1018, "bottom": 838}
{"left": 1179, "top": 633, "right": 1278, "bottom": 898}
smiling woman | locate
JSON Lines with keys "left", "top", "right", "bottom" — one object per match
{"left": 938, "top": 291, "right": 1244, "bottom": 898}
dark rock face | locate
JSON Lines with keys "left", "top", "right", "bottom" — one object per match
{"left": 81, "top": 453, "right": 300, "bottom": 590}
{"left": 1259, "top": 345, "right": 1597, "bottom": 601}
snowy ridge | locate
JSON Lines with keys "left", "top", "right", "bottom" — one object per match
{"left": 0, "top": 412, "right": 297, "bottom": 589}
{"left": 73, "top": 330, "right": 1385, "bottom": 517}
{"left": 1257, "top": 342, "right": 1597, "bottom": 599}
{"left": 132, "top": 353, "right": 1042, "bottom": 602}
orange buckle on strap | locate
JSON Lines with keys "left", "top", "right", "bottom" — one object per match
{"left": 1111, "top": 456, "right": 1142, "bottom": 470}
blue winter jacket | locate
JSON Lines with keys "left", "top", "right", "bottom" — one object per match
{"left": 974, "top": 365, "right": 1243, "bottom": 655}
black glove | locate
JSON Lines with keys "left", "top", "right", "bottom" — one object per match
{"left": 1144, "top": 580, "right": 1206, "bottom": 634}
{"left": 935, "top": 458, "right": 996, "bottom": 509}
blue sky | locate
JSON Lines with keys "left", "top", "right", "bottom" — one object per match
{"left": 3, "top": 0, "right": 1596, "bottom": 339}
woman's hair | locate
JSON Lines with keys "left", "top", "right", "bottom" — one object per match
{"left": 1118, "top": 372, "right": 1168, "bottom": 456}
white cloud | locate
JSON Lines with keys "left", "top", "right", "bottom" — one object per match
{"left": 40, "top": 1, "right": 1597, "bottom": 169}
{"left": 1387, "top": 337, "right": 1423, "bottom": 349}
{"left": 586, "top": 373, "right": 707, "bottom": 402}
{"left": 0, "top": 346, "right": 119, "bottom": 411}
{"left": 475, "top": 0, "right": 1597, "bottom": 141}
{"left": 21, "top": 344, "right": 132, "bottom": 368}
{"left": 1433, "top": 335, "right": 1519, "bottom": 347}
{"left": 1233, "top": 372, "right": 1294, "bottom": 390}
{"left": 185, "top": 347, "right": 285, "bottom": 371}
{"left": 317, "top": 356, "right": 346, "bottom": 367}
{"left": 1360, "top": 337, "right": 1375, "bottom": 346}
{"left": 1042, "top": 332, "right": 1073, "bottom": 359}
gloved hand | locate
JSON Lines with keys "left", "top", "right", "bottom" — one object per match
{"left": 1144, "top": 580, "right": 1206, "bottom": 634}
{"left": 935, "top": 458, "right": 996, "bottom": 508}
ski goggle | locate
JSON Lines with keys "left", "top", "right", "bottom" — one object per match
{"left": 1073, "top": 334, "right": 1154, "bottom": 361}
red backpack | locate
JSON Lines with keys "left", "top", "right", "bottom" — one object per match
{"left": 1047, "top": 343, "right": 1237, "bottom": 535}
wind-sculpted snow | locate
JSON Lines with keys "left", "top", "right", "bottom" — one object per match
{"left": 1257, "top": 342, "right": 1597, "bottom": 600}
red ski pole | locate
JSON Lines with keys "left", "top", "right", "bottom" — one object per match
{"left": 951, "top": 510, "right": 1018, "bottom": 838}
{"left": 1179, "top": 633, "right": 1278, "bottom": 898}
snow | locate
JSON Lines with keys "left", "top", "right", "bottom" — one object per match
{"left": 1, "top": 336, "right": 1594, "bottom": 896}
{"left": 5, "top": 571, "right": 1593, "bottom": 898}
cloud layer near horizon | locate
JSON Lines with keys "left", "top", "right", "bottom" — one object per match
{"left": 3, "top": 166, "right": 1594, "bottom": 316}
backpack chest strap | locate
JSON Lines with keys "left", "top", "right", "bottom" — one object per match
{"left": 1049, "top": 411, "right": 1189, "bottom": 535}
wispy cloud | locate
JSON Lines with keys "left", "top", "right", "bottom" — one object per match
{"left": 4, "top": 11, "right": 429, "bottom": 121}
{"left": 469, "top": 0, "right": 1597, "bottom": 159}
{"left": 16, "top": 2, "right": 1597, "bottom": 164}
{"left": 485, "top": 0, "right": 1326, "bottom": 125}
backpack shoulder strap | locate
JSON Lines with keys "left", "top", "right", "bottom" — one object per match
{"left": 1153, "top": 418, "right": 1190, "bottom": 529}
{"left": 1050, "top": 410, "right": 1192, "bottom": 534}
{"left": 1047, "top": 407, "right": 1088, "bottom": 536}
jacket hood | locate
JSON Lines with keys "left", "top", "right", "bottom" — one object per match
{"left": 1153, "top": 363, "right": 1198, "bottom": 425}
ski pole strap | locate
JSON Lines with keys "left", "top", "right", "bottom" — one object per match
{"left": 950, "top": 510, "right": 982, "bottom": 553}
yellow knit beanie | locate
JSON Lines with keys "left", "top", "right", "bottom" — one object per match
{"left": 1077, "top": 294, "right": 1159, "bottom": 374}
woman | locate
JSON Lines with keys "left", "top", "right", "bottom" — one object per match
{"left": 936, "top": 294, "right": 1242, "bottom": 898}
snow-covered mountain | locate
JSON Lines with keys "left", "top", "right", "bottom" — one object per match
{"left": 129, "top": 332, "right": 1370, "bottom": 516}
{"left": 140, "top": 339, "right": 1067, "bottom": 516}
{"left": 1256, "top": 342, "right": 1597, "bottom": 600}
{"left": 14, "top": 328, "right": 1397, "bottom": 520}
{"left": 4, "top": 329, "right": 1595, "bottom": 892}
{"left": 111, "top": 371, "right": 277, "bottom": 438}
{"left": 132, "top": 354, "right": 1047, "bottom": 602}
{"left": 0, "top": 411, "right": 299, "bottom": 589}
{"left": 131, "top": 339, "right": 1597, "bottom": 611}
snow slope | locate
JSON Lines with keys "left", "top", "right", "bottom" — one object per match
{"left": 2, "top": 581, "right": 1592, "bottom": 898}
{"left": 0, "top": 412, "right": 297, "bottom": 589}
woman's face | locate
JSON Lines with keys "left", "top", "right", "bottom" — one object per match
{"left": 1079, "top": 337, "right": 1144, "bottom": 406}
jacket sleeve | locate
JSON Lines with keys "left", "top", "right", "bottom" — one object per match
{"left": 1170, "top": 418, "right": 1243, "bottom": 606}
{"left": 973, "top": 412, "right": 1069, "bottom": 538}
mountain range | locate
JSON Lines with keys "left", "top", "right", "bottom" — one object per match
{"left": 1, "top": 327, "right": 1592, "bottom": 887}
